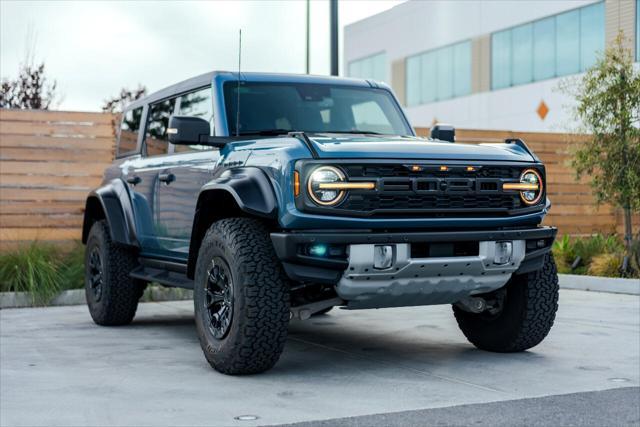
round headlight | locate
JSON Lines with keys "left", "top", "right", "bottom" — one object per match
{"left": 307, "top": 166, "right": 346, "bottom": 206}
{"left": 520, "top": 169, "right": 543, "bottom": 205}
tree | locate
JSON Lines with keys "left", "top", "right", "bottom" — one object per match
{"left": 0, "top": 62, "right": 58, "bottom": 109}
{"left": 101, "top": 85, "right": 147, "bottom": 113}
{"left": 561, "top": 32, "right": 640, "bottom": 268}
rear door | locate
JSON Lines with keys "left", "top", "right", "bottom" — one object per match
{"left": 154, "top": 86, "right": 219, "bottom": 259}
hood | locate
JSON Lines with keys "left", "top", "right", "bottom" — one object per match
{"left": 306, "top": 135, "right": 535, "bottom": 162}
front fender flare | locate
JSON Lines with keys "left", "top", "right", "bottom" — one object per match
{"left": 201, "top": 167, "right": 278, "bottom": 218}
{"left": 186, "top": 167, "right": 278, "bottom": 278}
{"left": 82, "top": 178, "right": 138, "bottom": 247}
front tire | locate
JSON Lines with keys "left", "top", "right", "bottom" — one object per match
{"left": 84, "top": 220, "right": 145, "bottom": 326}
{"left": 453, "top": 253, "right": 559, "bottom": 352}
{"left": 194, "top": 218, "right": 290, "bottom": 375}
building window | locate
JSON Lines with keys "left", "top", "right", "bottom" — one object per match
{"left": 491, "top": 1, "right": 604, "bottom": 90}
{"left": 405, "top": 40, "right": 471, "bottom": 106}
{"left": 348, "top": 52, "right": 386, "bottom": 83}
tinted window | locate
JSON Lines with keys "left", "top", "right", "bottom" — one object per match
{"left": 556, "top": 10, "right": 580, "bottom": 76}
{"left": 491, "top": 30, "right": 512, "bottom": 90}
{"left": 436, "top": 48, "right": 453, "bottom": 100}
{"left": 178, "top": 87, "right": 213, "bottom": 122}
{"left": 405, "top": 40, "right": 471, "bottom": 105}
{"left": 405, "top": 56, "right": 421, "bottom": 107}
{"left": 512, "top": 23, "right": 533, "bottom": 85}
{"left": 118, "top": 107, "right": 143, "bottom": 156}
{"left": 533, "top": 17, "right": 555, "bottom": 81}
{"left": 144, "top": 98, "right": 176, "bottom": 156}
{"left": 224, "top": 82, "right": 411, "bottom": 136}
{"left": 348, "top": 52, "right": 387, "bottom": 83}
{"left": 174, "top": 87, "right": 213, "bottom": 153}
{"left": 421, "top": 51, "right": 438, "bottom": 103}
{"left": 452, "top": 42, "right": 471, "bottom": 97}
{"left": 579, "top": 2, "right": 604, "bottom": 71}
{"left": 491, "top": 2, "right": 604, "bottom": 89}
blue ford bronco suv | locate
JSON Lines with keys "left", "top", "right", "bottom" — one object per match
{"left": 83, "top": 72, "right": 558, "bottom": 375}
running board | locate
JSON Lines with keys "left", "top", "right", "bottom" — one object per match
{"left": 130, "top": 258, "right": 193, "bottom": 289}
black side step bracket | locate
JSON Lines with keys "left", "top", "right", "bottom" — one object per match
{"left": 130, "top": 258, "right": 193, "bottom": 289}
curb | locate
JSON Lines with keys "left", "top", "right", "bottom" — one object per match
{"left": 558, "top": 274, "right": 639, "bottom": 295}
{"left": 2, "top": 275, "right": 637, "bottom": 309}
{"left": 0, "top": 286, "right": 193, "bottom": 309}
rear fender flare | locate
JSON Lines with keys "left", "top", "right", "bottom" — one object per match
{"left": 82, "top": 179, "right": 138, "bottom": 247}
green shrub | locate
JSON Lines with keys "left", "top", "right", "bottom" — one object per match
{"left": 0, "top": 243, "right": 63, "bottom": 305}
{"left": 58, "top": 242, "right": 85, "bottom": 290}
{"left": 552, "top": 234, "right": 628, "bottom": 277}
{"left": 552, "top": 235, "right": 575, "bottom": 274}
{"left": 573, "top": 234, "right": 620, "bottom": 266}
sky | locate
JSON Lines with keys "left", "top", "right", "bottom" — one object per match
{"left": 0, "top": 0, "right": 405, "bottom": 112}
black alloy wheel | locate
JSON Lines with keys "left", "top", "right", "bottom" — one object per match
{"left": 87, "top": 246, "right": 104, "bottom": 302}
{"left": 205, "top": 257, "right": 234, "bottom": 340}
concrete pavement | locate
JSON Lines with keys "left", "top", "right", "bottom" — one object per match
{"left": 279, "top": 387, "right": 640, "bottom": 427}
{"left": 1, "top": 289, "right": 639, "bottom": 426}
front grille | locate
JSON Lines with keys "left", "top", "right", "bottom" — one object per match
{"left": 343, "top": 193, "right": 521, "bottom": 213}
{"left": 332, "top": 163, "right": 528, "bottom": 216}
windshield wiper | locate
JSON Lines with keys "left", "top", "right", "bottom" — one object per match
{"left": 239, "top": 129, "right": 293, "bottom": 136}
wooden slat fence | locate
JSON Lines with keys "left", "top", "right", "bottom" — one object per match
{"left": 0, "top": 108, "right": 635, "bottom": 249}
{"left": 0, "top": 109, "right": 115, "bottom": 248}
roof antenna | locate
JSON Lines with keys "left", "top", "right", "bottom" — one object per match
{"left": 235, "top": 29, "right": 242, "bottom": 137}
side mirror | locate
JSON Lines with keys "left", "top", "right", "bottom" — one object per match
{"left": 430, "top": 123, "right": 455, "bottom": 143}
{"left": 168, "top": 116, "right": 210, "bottom": 145}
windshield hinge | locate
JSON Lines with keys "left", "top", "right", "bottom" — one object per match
{"left": 289, "top": 131, "right": 319, "bottom": 159}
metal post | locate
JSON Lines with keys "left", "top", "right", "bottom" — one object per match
{"left": 305, "top": 0, "right": 310, "bottom": 74}
{"left": 330, "top": 0, "right": 338, "bottom": 76}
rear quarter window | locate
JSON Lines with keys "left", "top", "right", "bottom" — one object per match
{"left": 117, "top": 107, "right": 143, "bottom": 157}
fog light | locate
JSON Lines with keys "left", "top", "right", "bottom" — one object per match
{"left": 374, "top": 245, "right": 393, "bottom": 269}
{"left": 494, "top": 241, "right": 512, "bottom": 265}
{"left": 308, "top": 244, "right": 328, "bottom": 257}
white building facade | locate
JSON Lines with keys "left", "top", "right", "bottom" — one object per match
{"left": 344, "top": 0, "right": 639, "bottom": 132}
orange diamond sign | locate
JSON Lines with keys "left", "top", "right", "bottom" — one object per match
{"left": 537, "top": 101, "right": 549, "bottom": 120}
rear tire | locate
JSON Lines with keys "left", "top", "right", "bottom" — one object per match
{"left": 84, "top": 220, "right": 145, "bottom": 326}
{"left": 453, "top": 253, "right": 559, "bottom": 352}
{"left": 194, "top": 218, "right": 290, "bottom": 375}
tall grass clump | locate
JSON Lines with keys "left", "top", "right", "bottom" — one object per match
{"left": 0, "top": 243, "right": 63, "bottom": 305}
{"left": 58, "top": 242, "right": 86, "bottom": 290}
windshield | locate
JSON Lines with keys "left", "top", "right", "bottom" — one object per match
{"left": 223, "top": 82, "right": 412, "bottom": 136}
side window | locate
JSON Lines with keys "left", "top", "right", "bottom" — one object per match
{"left": 144, "top": 98, "right": 176, "bottom": 157}
{"left": 118, "top": 107, "right": 143, "bottom": 156}
{"left": 174, "top": 87, "right": 213, "bottom": 153}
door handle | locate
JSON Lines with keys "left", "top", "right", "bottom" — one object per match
{"left": 126, "top": 176, "right": 142, "bottom": 185}
{"left": 159, "top": 173, "right": 176, "bottom": 184}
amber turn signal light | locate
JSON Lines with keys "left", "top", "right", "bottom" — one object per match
{"left": 293, "top": 171, "right": 300, "bottom": 197}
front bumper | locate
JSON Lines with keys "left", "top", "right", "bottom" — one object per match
{"left": 271, "top": 227, "right": 557, "bottom": 308}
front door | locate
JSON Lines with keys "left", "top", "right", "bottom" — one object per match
{"left": 154, "top": 86, "right": 218, "bottom": 260}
